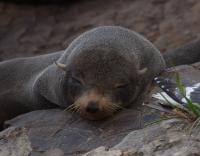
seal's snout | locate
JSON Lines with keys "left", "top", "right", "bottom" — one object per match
{"left": 86, "top": 101, "right": 99, "bottom": 113}
{"left": 72, "top": 89, "right": 118, "bottom": 120}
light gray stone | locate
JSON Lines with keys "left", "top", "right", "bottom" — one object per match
{"left": 0, "top": 127, "right": 32, "bottom": 156}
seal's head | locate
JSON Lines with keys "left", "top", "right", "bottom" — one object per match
{"left": 56, "top": 48, "right": 147, "bottom": 120}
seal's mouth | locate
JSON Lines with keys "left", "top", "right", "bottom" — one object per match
{"left": 66, "top": 101, "right": 121, "bottom": 120}
{"left": 65, "top": 90, "right": 122, "bottom": 120}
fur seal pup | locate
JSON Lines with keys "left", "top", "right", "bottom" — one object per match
{"left": 0, "top": 26, "right": 197, "bottom": 124}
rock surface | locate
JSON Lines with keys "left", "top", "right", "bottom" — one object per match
{"left": 0, "top": 0, "right": 75, "bottom": 4}
{"left": 0, "top": 0, "right": 199, "bottom": 60}
{"left": 84, "top": 119, "right": 200, "bottom": 156}
{"left": 0, "top": 127, "right": 32, "bottom": 156}
{"left": 4, "top": 108, "right": 156, "bottom": 156}
{"left": 0, "top": 1, "right": 200, "bottom": 155}
{"left": 0, "top": 62, "right": 199, "bottom": 156}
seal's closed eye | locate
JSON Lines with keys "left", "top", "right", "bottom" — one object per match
{"left": 115, "top": 83, "right": 129, "bottom": 89}
{"left": 71, "top": 77, "right": 83, "bottom": 86}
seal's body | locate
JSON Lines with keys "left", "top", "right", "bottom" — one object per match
{"left": 0, "top": 26, "right": 166, "bottom": 122}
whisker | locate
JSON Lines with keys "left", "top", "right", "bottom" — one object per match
{"left": 114, "top": 103, "right": 124, "bottom": 108}
{"left": 64, "top": 105, "right": 74, "bottom": 111}
{"left": 74, "top": 107, "right": 80, "bottom": 113}
{"left": 104, "top": 104, "right": 119, "bottom": 113}
{"left": 113, "top": 103, "right": 126, "bottom": 110}
{"left": 106, "top": 105, "right": 119, "bottom": 112}
{"left": 105, "top": 108, "right": 114, "bottom": 113}
{"left": 105, "top": 104, "right": 115, "bottom": 110}
{"left": 72, "top": 104, "right": 79, "bottom": 112}
{"left": 104, "top": 104, "right": 116, "bottom": 111}
{"left": 64, "top": 103, "right": 80, "bottom": 113}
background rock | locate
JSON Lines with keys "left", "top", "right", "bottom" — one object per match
{"left": 0, "top": 0, "right": 199, "bottom": 61}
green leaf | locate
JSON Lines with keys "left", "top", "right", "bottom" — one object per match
{"left": 175, "top": 72, "right": 186, "bottom": 96}
{"left": 175, "top": 72, "right": 200, "bottom": 117}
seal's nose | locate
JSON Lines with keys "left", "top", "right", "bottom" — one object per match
{"left": 86, "top": 101, "right": 99, "bottom": 113}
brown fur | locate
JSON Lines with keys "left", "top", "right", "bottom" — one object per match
{"left": 70, "top": 89, "right": 119, "bottom": 120}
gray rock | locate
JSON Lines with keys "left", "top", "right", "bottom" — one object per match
{"left": 1, "top": 62, "right": 200, "bottom": 156}
{"left": 0, "top": 127, "right": 32, "bottom": 156}
{"left": 0, "top": 0, "right": 200, "bottom": 61}
{"left": 4, "top": 108, "right": 149, "bottom": 156}
{"left": 43, "top": 148, "right": 64, "bottom": 156}
{"left": 82, "top": 147, "right": 122, "bottom": 156}
{"left": 84, "top": 119, "right": 200, "bottom": 156}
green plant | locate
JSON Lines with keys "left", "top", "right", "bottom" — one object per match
{"left": 175, "top": 72, "right": 200, "bottom": 118}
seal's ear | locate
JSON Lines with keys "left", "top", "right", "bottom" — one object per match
{"left": 138, "top": 67, "right": 148, "bottom": 75}
{"left": 55, "top": 62, "right": 67, "bottom": 71}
